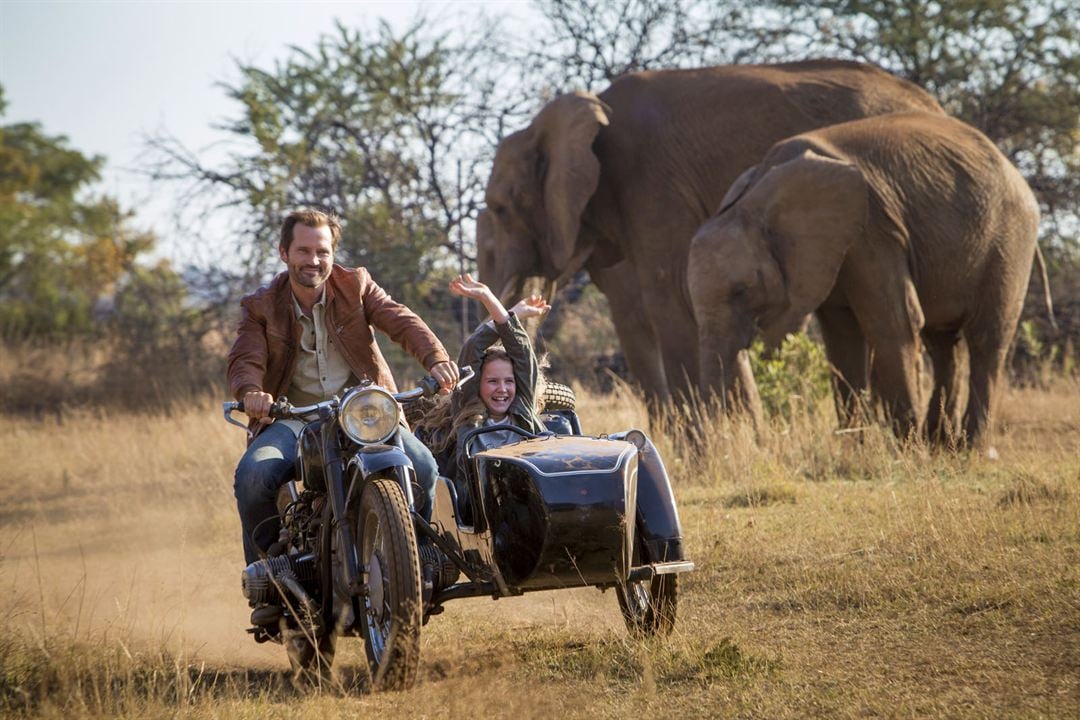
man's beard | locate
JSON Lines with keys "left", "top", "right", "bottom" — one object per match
{"left": 290, "top": 262, "right": 331, "bottom": 288}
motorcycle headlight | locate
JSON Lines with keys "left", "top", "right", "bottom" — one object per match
{"left": 339, "top": 387, "right": 400, "bottom": 444}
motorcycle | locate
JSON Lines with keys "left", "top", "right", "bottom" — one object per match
{"left": 223, "top": 368, "right": 693, "bottom": 689}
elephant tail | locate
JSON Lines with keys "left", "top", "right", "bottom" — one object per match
{"left": 1034, "top": 242, "right": 1057, "bottom": 332}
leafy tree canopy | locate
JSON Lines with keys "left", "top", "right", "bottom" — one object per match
{"left": 148, "top": 20, "right": 507, "bottom": 318}
{"left": 0, "top": 88, "right": 156, "bottom": 339}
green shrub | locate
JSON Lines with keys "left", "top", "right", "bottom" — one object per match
{"left": 749, "top": 334, "right": 832, "bottom": 420}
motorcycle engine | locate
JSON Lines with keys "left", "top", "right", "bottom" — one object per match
{"left": 418, "top": 544, "right": 460, "bottom": 592}
{"left": 241, "top": 553, "right": 317, "bottom": 605}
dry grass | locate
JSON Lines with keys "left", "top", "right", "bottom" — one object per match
{"left": 0, "top": 378, "right": 1077, "bottom": 718}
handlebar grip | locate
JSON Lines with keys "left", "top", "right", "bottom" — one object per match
{"left": 419, "top": 375, "right": 442, "bottom": 397}
{"left": 268, "top": 399, "right": 291, "bottom": 418}
{"left": 225, "top": 398, "right": 289, "bottom": 417}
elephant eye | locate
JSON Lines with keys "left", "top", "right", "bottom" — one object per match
{"left": 489, "top": 203, "right": 507, "bottom": 217}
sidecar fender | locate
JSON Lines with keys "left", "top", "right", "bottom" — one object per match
{"left": 608, "top": 430, "right": 686, "bottom": 563}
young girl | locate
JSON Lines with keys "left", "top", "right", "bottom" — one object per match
{"left": 418, "top": 274, "right": 550, "bottom": 507}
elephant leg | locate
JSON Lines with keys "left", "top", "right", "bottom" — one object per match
{"left": 868, "top": 340, "right": 925, "bottom": 440}
{"left": 923, "top": 329, "right": 965, "bottom": 447}
{"left": 732, "top": 350, "right": 763, "bottom": 426}
{"left": 589, "top": 262, "right": 668, "bottom": 408}
{"left": 848, "top": 268, "right": 926, "bottom": 441}
{"left": 643, "top": 282, "right": 762, "bottom": 424}
{"left": 817, "top": 305, "right": 868, "bottom": 427}
{"left": 635, "top": 279, "right": 700, "bottom": 405}
{"left": 964, "top": 337, "right": 1008, "bottom": 452}
{"left": 963, "top": 309, "right": 1018, "bottom": 452}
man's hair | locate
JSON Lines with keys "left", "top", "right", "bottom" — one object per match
{"left": 280, "top": 209, "right": 342, "bottom": 252}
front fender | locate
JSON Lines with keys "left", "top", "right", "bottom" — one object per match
{"left": 345, "top": 445, "right": 414, "bottom": 506}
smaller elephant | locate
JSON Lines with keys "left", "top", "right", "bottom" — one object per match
{"left": 687, "top": 112, "right": 1040, "bottom": 449}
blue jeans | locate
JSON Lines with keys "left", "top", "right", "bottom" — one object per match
{"left": 233, "top": 422, "right": 438, "bottom": 565}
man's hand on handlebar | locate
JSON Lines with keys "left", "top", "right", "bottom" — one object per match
{"left": 429, "top": 360, "right": 460, "bottom": 395}
{"left": 243, "top": 390, "right": 275, "bottom": 425}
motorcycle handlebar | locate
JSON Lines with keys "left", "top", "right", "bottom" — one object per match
{"left": 224, "top": 397, "right": 293, "bottom": 416}
{"left": 223, "top": 366, "right": 475, "bottom": 429}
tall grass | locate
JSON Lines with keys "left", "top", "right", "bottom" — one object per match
{"left": 0, "top": 377, "right": 1077, "bottom": 717}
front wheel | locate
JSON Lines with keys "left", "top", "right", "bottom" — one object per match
{"left": 355, "top": 478, "right": 422, "bottom": 690}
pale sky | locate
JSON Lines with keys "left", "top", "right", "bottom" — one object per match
{"left": 0, "top": 0, "right": 534, "bottom": 259}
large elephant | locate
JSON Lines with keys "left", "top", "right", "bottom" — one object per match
{"left": 479, "top": 59, "right": 943, "bottom": 410}
{"left": 686, "top": 112, "right": 1040, "bottom": 448}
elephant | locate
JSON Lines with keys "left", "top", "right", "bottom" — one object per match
{"left": 686, "top": 111, "right": 1040, "bottom": 449}
{"left": 479, "top": 59, "right": 944, "bottom": 414}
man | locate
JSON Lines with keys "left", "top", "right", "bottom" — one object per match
{"left": 228, "top": 208, "right": 458, "bottom": 568}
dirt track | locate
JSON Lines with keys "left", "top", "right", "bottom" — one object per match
{"left": 2, "top": 497, "right": 621, "bottom": 669}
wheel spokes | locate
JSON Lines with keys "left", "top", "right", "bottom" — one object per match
{"left": 362, "top": 510, "right": 395, "bottom": 661}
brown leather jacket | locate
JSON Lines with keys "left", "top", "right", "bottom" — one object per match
{"left": 227, "top": 265, "right": 450, "bottom": 407}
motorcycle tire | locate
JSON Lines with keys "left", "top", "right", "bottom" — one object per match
{"left": 616, "top": 538, "right": 678, "bottom": 637}
{"left": 540, "top": 381, "right": 576, "bottom": 412}
{"left": 355, "top": 478, "right": 422, "bottom": 690}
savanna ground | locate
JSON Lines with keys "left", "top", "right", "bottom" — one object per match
{"left": 1, "top": 377, "right": 1077, "bottom": 718}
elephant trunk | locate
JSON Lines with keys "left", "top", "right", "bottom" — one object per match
{"left": 697, "top": 306, "right": 756, "bottom": 413}
{"left": 496, "top": 274, "right": 526, "bottom": 307}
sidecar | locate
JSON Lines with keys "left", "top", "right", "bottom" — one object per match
{"left": 424, "top": 408, "right": 693, "bottom": 636}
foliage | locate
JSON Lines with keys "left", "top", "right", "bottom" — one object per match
{"left": 0, "top": 92, "right": 155, "bottom": 339}
{"left": 103, "top": 262, "right": 223, "bottom": 406}
{"left": 748, "top": 333, "right": 833, "bottom": 421}
{"left": 537, "top": 278, "right": 622, "bottom": 387}
{"left": 146, "top": 20, "right": 511, "bottom": 337}
{"left": 1011, "top": 318, "right": 1076, "bottom": 386}
{"left": 525, "top": 0, "right": 756, "bottom": 92}
{"left": 0, "top": 84, "right": 221, "bottom": 410}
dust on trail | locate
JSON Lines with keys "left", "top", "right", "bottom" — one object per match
{"left": 1, "top": 493, "right": 620, "bottom": 670}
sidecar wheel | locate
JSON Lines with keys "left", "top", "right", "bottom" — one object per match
{"left": 355, "top": 478, "right": 422, "bottom": 690}
{"left": 616, "top": 573, "right": 678, "bottom": 637}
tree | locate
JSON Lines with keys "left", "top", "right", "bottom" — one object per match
{"left": 0, "top": 85, "right": 156, "bottom": 340}
{"left": 147, "top": 19, "right": 511, "bottom": 336}
{"left": 524, "top": 0, "right": 751, "bottom": 93}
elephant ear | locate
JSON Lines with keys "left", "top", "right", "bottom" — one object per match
{"left": 744, "top": 149, "right": 868, "bottom": 334}
{"left": 716, "top": 165, "right": 759, "bottom": 215}
{"left": 535, "top": 91, "right": 610, "bottom": 278}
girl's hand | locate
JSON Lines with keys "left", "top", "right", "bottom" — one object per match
{"left": 510, "top": 295, "right": 551, "bottom": 319}
{"left": 449, "top": 273, "right": 493, "bottom": 301}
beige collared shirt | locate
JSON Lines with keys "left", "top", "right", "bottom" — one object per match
{"left": 286, "top": 289, "right": 357, "bottom": 406}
